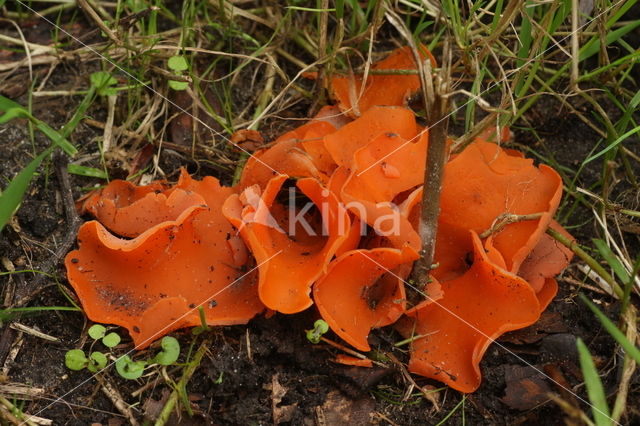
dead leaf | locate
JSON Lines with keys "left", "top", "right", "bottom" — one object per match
{"left": 128, "top": 143, "right": 156, "bottom": 178}
{"left": 540, "top": 333, "right": 579, "bottom": 364}
{"left": 269, "top": 373, "right": 297, "bottom": 424}
{"left": 500, "top": 311, "right": 568, "bottom": 345}
{"left": 315, "top": 391, "right": 376, "bottom": 426}
{"left": 143, "top": 389, "right": 170, "bottom": 421}
{"left": 330, "top": 366, "right": 393, "bottom": 399}
{"left": 501, "top": 365, "right": 551, "bottom": 411}
{"left": 169, "top": 88, "right": 222, "bottom": 147}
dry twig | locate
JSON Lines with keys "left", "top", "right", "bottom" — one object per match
{"left": 96, "top": 375, "right": 140, "bottom": 426}
{"left": 386, "top": 8, "right": 452, "bottom": 291}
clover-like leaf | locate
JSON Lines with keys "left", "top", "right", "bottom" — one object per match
{"left": 115, "top": 355, "right": 146, "bottom": 380}
{"left": 152, "top": 336, "right": 180, "bottom": 366}
{"left": 168, "top": 55, "right": 188, "bottom": 72}
{"left": 87, "top": 351, "right": 108, "bottom": 372}
{"left": 88, "top": 324, "right": 107, "bottom": 340}
{"left": 65, "top": 349, "right": 88, "bottom": 371}
{"left": 90, "top": 71, "right": 118, "bottom": 96}
{"left": 168, "top": 80, "right": 189, "bottom": 91}
{"left": 102, "top": 332, "right": 121, "bottom": 348}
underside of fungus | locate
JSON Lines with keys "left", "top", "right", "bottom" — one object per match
{"left": 65, "top": 45, "right": 574, "bottom": 392}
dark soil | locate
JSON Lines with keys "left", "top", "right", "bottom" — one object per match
{"left": 1, "top": 6, "right": 640, "bottom": 426}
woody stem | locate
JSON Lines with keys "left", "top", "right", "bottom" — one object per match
{"left": 412, "top": 93, "right": 449, "bottom": 291}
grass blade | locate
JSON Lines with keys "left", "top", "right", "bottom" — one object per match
{"left": 592, "top": 238, "right": 630, "bottom": 283}
{"left": 0, "top": 147, "right": 54, "bottom": 231}
{"left": 0, "top": 94, "right": 24, "bottom": 114}
{"left": 579, "top": 20, "right": 640, "bottom": 61}
{"left": 35, "top": 120, "right": 77, "bottom": 156}
{"left": 582, "top": 124, "right": 640, "bottom": 165}
{"left": 0, "top": 306, "right": 81, "bottom": 322}
{"left": 0, "top": 95, "right": 77, "bottom": 156}
{"left": 576, "top": 338, "right": 612, "bottom": 426}
{"left": 580, "top": 294, "right": 640, "bottom": 364}
{"left": 67, "top": 164, "right": 108, "bottom": 179}
{"left": 515, "top": 1, "right": 533, "bottom": 69}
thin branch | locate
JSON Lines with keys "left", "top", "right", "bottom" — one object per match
{"left": 546, "top": 227, "right": 624, "bottom": 299}
{"left": 413, "top": 92, "right": 449, "bottom": 290}
{"left": 478, "top": 212, "right": 544, "bottom": 239}
{"left": 96, "top": 375, "right": 140, "bottom": 426}
{"left": 384, "top": 6, "right": 451, "bottom": 291}
{"left": 413, "top": 46, "right": 452, "bottom": 291}
{"left": 77, "top": 0, "right": 122, "bottom": 46}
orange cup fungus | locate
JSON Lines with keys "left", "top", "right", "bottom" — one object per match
{"left": 398, "top": 232, "right": 542, "bottom": 393}
{"left": 222, "top": 174, "right": 350, "bottom": 314}
{"left": 329, "top": 44, "right": 436, "bottom": 117}
{"left": 65, "top": 45, "right": 573, "bottom": 391}
{"left": 334, "top": 355, "right": 373, "bottom": 368}
{"left": 314, "top": 245, "right": 419, "bottom": 352}
{"left": 66, "top": 172, "right": 263, "bottom": 349}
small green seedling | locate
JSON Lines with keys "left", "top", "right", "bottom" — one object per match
{"left": 65, "top": 325, "right": 114, "bottom": 374}
{"left": 88, "top": 324, "right": 122, "bottom": 348}
{"left": 102, "top": 332, "right": 121, "bottom": 348}
{"left": 66, "top": 324, "right": 183, "bottom": 379}
{"left": 168, "top": 55, "right": 188, "bottom": 72}
{"left": 167, "top": 55, "right": 189, "bottom": 91}
{"left": 90, "top": 71, "right": 118, "bottom": 96}
{"left": 152, "top": 336, "right": 181, "bottom": 366}
{"left": 192, "top": 306, "right": 210, "bottom": 336}
{"left": 88, "top": 324, "right": 106, "bottom": 339}
{"left": 87, "top": 351, "right": 108, "bottom": 373}
{"left": 306, "top": 319, "right": 329, "bottom": 344}
{"left": 65, "top": 347, "right": 109, "bottom": 373}
{"left": 65, "top": 349, "right": 88, "bottom": 371}
{"left": 116, "top": 355, "right": 146, "bottom": 380}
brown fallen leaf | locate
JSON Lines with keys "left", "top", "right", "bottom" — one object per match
{"left": 540, "top": 333, "right": 579, "bottom": 364}
{"left": 142, "top": 388, "right": 170, "bottom": 421}
{"left": 315, "top": 390, "right": 376, "bottom": 426}
{"left": 128, "top": 143, "right": 156, "bottom": 178}
{"left": 501, "top": 365, "right": 552, "bottom": 411}
{"left": 270, "top": 373, "right": 298, "bottom": 424}
{"left": 169, "top": 87, "right": 222, "bottom": 146}
{"left": 329, "top": 366, "right": 394, "bottom": 399}
{"left": 107, "top": 418, "right": 125, "bottom": 426}
{"left": 544, "top": 363, "right": 580, "bottom": 408}
{"left": 500, "top": 311, "right": 568, "bottom": 345}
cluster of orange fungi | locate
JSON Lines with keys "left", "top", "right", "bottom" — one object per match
{"left": 65, "top": 46, "right": 574, "bottom": 393}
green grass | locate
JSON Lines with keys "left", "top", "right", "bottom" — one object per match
{"left": 580, "top": 294, "right": 640, "bottom": 364}
{"left": 0, "top": 306, "right": 81, "bottom": 323}
{"left": 576, "top": 338, "right": 613, "bottom": 426}
{"left": 0, "top": 95, "right": 76, "bottom": 231}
